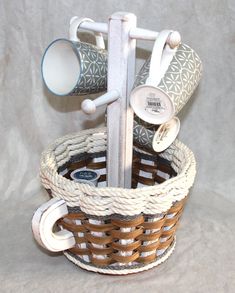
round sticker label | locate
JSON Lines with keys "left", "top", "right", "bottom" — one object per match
{"left": 72, "top": 170, "right": 97, "bottom": 181}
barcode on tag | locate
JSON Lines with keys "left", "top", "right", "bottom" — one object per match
{"left": 145, "top": 93, "right": 166, "bottom": 114}
{"left": 147, "top": 101, "right": 161, "bottom": 106}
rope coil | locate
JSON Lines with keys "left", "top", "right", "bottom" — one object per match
{"left": 40, "top": 127, "right": 196, "bottom": 216}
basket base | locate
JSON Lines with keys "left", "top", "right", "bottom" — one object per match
{"left": 64, "top": 237, "right": 176, "bottom": 275}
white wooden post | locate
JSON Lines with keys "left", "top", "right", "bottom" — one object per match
{"left": 77, "top": 14, "right": 180, "bottom": 188}
{"left": 106, "top": 12, "right": 137, "bottom": 188}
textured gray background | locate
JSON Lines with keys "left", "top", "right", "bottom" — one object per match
{"left": 0, "top": 0, "right": 235, "bottom": 292}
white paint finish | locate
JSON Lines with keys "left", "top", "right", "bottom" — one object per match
{"left": 158, "top": 44, "right": 178, "bottom": 81}
{"left": 32, "top": 198, "right": 75, "bottom": 252}
{"left": 69, "top": 17, "right": 105, "bottom": 49}
{"left": 72, "top": 19, "right": 108, "bottom": 35}
{"left": 130, "top": 28, "right": 181, "bottom": 47}
{"left": 167, "top": 31, "right": 181, "bottom": 49}
{"left": 81, "top": 90, "right": 119, "bottom": 114}
{"left": 130, "top": 27, "right": 159, "bottom": 40}
{"left": 146, "top": 30, "right": 173, "bottom": 87}
{"left": 106, "top": 12, "right": 137, "bottom": 188}
{"left": 68, "top": 17, "right": 181, "bottom": 45}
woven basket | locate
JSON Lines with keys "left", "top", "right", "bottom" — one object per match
{"left": 40, "top": 127, "right": 196, "bottom": 275}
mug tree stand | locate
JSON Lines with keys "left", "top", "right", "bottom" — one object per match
{"left": 32, "top": 12, "right": 196, "bottom": 275}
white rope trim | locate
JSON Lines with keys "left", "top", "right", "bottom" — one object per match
{"left": 40, "top": 127, "right": 196, "bottom": 216}
{"left": 64, "top": 238, "right": 176, "bottom": 275}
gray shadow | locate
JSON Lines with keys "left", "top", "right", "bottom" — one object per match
{"left": 32, "top": 236, "right": 63, "bottom": 257}
{"left": 136, "top": 47, "right": 151, "bottom": 60}
{"left": 81, "top": 110, "right": 105, "bottom": 129}
{"left": 43, "top": 86, "right": 82, "bottom": 113}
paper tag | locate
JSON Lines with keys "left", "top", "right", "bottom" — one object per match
{"left": 145, "top": 92, "right": 166, "bottom": 115}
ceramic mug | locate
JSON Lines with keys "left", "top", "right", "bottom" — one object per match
{"left": 130, "top": 30, "right": 202, "bottom": 124}
{"left": 41, "top": 18, "right": 108, "bottom": 96}
{"left": 133, "top": 116, "right": 180, "bottom": 152}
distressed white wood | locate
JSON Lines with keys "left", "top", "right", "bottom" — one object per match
{"left": 167, "top": 31, "right": 181, "bottom": 49}
{"left": 130, "top": 27, "right": 159, "bottom": 40}
{"left": 70, "top": 17, "right": 108, "bottom": 34}
{"left": 106, "top": 12, "right": 137, "bottom": 188}
{"left": 130, "top": 28, "right": 181, "bottom": 48}
{"left": 32, "top": 198, "right": 75, "bottom": 252}
{"left": 81, "top": 90, "right": 119, "bottom": 114}
{"left": 67, "top": 15, "right": 180, "bottom": 188}
{"left": 69, "top": 16, "right": 181, "bottom": 45}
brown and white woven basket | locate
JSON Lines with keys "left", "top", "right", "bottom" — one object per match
{"left": 39, "top": 127, "right": 196, "bottom": 275}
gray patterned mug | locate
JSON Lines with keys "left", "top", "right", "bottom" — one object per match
{"left": 130, "top": 30, "right": 202, "bottom": 124}
{"left": 133, "top": 116, "right": 180, "bottom": 152}
{"left": 41, "top": 18, "right": 107, "bottom": 96}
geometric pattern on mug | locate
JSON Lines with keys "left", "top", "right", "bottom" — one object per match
{"left": 134, "top": 115, "right": 159, "bottom": 130}
{"left": 134, "top": 43, "right": 202, "bottom": 115}
{"left": 72, "top": 42, "right": 108, "bottom": 95}
{"left": 133, "top": 120, "right": 154, "bottom": 149}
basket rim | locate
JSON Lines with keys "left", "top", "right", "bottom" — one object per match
{"left": 41, "top": 127, "right": 196, "bottom": 191}
{"left": 39, "top": 127, "right": 196, "bottom": 215}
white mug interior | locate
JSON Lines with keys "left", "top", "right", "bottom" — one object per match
{"left": 41, "top": 39, "right": 80, "bottom": 96}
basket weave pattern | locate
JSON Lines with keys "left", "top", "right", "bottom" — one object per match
{"left": 40, "top": 127, "right": 196, "bottom": 274}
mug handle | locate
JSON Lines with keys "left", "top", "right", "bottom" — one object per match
{"left": 32, "top": 198, "right": 76, "bottom": 252}
{"left": 146, "top": 30, "right": 174, "bottom": 87}
{"left": 69, "top": 16, "right": 105, "bottom": 49}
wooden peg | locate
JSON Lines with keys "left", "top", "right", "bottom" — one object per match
{"left": 81, "top": 90, "right": 119, "bottom": 114}
{"left": 167, "top": 31, "right": 181, "bottom": 49}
